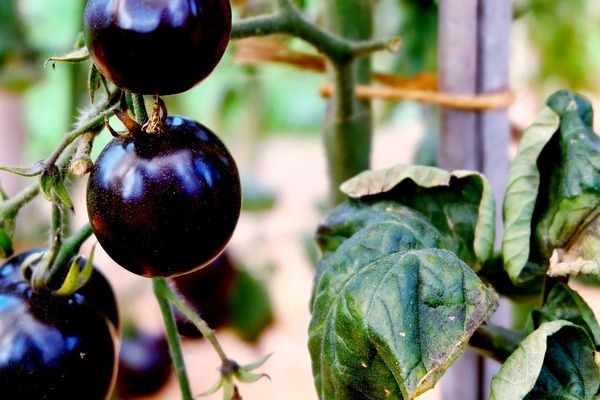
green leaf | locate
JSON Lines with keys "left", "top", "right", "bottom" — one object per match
{"left": 503, "top": 90, "right": 600, "bottom": 281}
{"left": 228, "top": 267, "right": 274, "bottom": 343}
{"left": 40, "top": 167, "right": 74, "bottom": 212}
{"left": 44, "top": 46, "right": 89, "bottom": 68}
{"left": 528, "top": 282, "right": 600, "bottom": 346}
{"left": 0, "top": 161, "right": 45, "bottom": 177}
{"left": 87, "top": 63, "right": 102, "bottom": 104}
{"left": 501, "top": 105, "right": 559, "bottom": 282}
{"left": 316, "top": 199, "right": 447, "bottom": 259}
{"left": 309, "top": 222, "right": 497, "bottom": 399}
{"left": 490, "top": 320, "right": 600, "bottom": 400}
{"left": 339, "top": 165, "right": 495, "bottom": 270}
{"left": 478, "top": 253, "right": 543, "bottom": 301}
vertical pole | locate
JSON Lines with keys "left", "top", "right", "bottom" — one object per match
{"left": 438, "top": 0, "right": 512, "bottom": 399}
{"left": 477, "top": 2, "right": 512, "bottom": 397}
{"left": 438, "top": 0, "right": 479, "bottom": 172}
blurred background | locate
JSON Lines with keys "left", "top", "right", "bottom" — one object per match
{"left": 2, "top": 0, "right": 600, "bottom": 398}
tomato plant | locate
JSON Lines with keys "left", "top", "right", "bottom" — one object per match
{"left": 2, "top": 0, "right": 600, "bottom": 399}
{"left": 0, "top": 249, "right": 119, "bottom": 400}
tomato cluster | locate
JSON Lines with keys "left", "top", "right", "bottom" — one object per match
{"left": 0, "top": 250, "right": 119, "bottom": 400}
{"left": 1, "top": 0, "right": 239, "bottom": 398}
{"left": 80, "top": 0, "right": 240, "bottom": 281}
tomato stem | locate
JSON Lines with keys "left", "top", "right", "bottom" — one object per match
{"left": 0, "top": 183, "right": 39, "bottom": 219}
{"left": 231, "top": 0, "right": 377, "bottom": 204}
{"left": 46, "top": 223, "right": 94, "bottom": 289}
{"left": 131, "top": 93, "right": 148, "bottom": 124}
{"left": 152, "top": 278, "right": 194, "bottom": 400}
{"left": 162, "top": 281, "right": 230, "bottom": 363}
{"left": 230, "top": 1, "right": 393, "bottom": 63}
{"left": 45, "top": 89, "right": 121, "bottom": 167}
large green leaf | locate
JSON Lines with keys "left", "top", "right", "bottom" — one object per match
{"left": 309, "top": 221, "right": 497, "bottom": 399}
{"left": 503, "top": 90, "right": 600, "bottom": 282}
{"left": 339, "top": 165, "right": 495, "bottom": 270}
{"left": 528, "top": 282, "right": 600, "bottom": 346}
{"left": 316, "top": 199, "right": 448, "bottom": 259}
{"left": 490, "top": 320, "right": 600, "bottom": 400}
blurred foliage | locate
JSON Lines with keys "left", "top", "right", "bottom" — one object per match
{"left": 0, "top": 0, "right": 40, "bottom": 91}
{"left": 516, "top": 0, "right": 600, "bottom": 91}
{"left": 376, "top": 0, "right": 438, "bottom": 76}
{"left": 4, "top": 0, "right": 600, "bottom": 162}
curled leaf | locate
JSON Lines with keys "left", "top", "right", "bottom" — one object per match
{"left": 528, "top": 282, "right": 600, "bottom": 345}
{"left": 503, "top": 90, "right": 600, "bottom": 281}
{"left": 40, "top": 166, "right": 74, "bottom": 212}
{"left": 490, "top": 320, "right": 599, "bottom": 400}
{"left": 339, "top": 165, "right": 495, "bottom": 270}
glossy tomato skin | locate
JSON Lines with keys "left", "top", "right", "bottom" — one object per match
{"left": 87, "top": 116, "right": 241, "bottom": 278}
{"left": 83, "top": 0, "right": 231, "bottom": 95}
{"left": 116, "top": 332, "right": 172, "bottom": 398}
{"left": 0, "top": 249, "right": 120, "bottom": 400}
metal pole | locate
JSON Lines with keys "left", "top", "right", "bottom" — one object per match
{"left": 438, "top": 0, "right": 512, "bottom": 398}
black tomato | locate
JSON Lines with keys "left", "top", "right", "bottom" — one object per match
{"left": 83, "top": 0, "right": 232, "bottom": 95}
{"left": 86, "top": 116, "right": 241, "bottom": 278}
{"left": 171, "top": 249, "right": 236, "bottom": 338}
{"left": 0, "top": 249, "right": 120, "bottom": 400}
{"left": 116, "top": 331, "right": 172, "bottom": 398}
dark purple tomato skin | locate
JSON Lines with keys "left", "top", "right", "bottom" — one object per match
{"left": 87, "top": 116, "right": 241, "bottom": 278}
{"left": 83, "top": 0, "right": 232, "bottom": 95}
{"left": 116, "top": 332, "right": 172, "bottom": 398}
{"left": 171, "top": 249, "right": 236, "bottom": 337}
{"left": 0, "top": 249, "right": 120, "bottom": 400}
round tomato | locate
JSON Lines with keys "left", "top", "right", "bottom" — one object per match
{"left": 0, "top": 249, "right": 120, "bottom": 400}
{"left": 83, "top": 0, "right": 231, "bottom": 95}
{"left": 116, "top": 331, "right": 172, "bottom": 398}
{"left": 86, "top": 116, "right": 241, "bottom": 277}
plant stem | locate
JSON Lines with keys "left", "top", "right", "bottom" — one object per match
{"left": 162, "top": 282, "right": 230, "bottom": 363}
{"left": 50, "top": 202, "right": 63, "bottom": 244}
{"left": 230, "top": 3, "right": 391, "bottom": 62}
{"left": 0, "top": 182, "right": 40, "bottom": 217}
{"left": 132, "top": 94, "right": 148, "bottom": 124}
{"left": 47, "top": 222, "right": 94, "bottom": 287}
{"left": 469, "top": 323, "right": 524, "bottom": 363}
{"left": 45, "top": 89, "right": 121, "bottom": 167}
{"left": 152, "top": 278, "right": 193, "bottom": 400}
{"left": 231, "top": 0, "right": 386, "bottom": 204}
{"left": 322, "top": 0, "right": 373, "bottom": 204}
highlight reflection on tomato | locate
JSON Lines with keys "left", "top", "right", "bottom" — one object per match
{"left": 0, "top": 249, "right": 120, "bottom": 400}
{"left": 83, "top": 0, "right": 232, "bottom": 95}
{"left": 87, "top": 116, "right": 241, "bottom": 278}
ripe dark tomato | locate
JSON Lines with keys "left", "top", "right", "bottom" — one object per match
{"left": 83, "top": 0, "right": 232, "bottom": 95}
{"left": 87, "top": 116, "right": 241, "bottom": 278}
{"left": 116, "top": 331, "right": 172, "bottom": 398}
{"left": 171, "top": 249, "right": 236, "bottom": 338}
{"left": 0, "top": 249, "right": 120, "bottom": 400}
